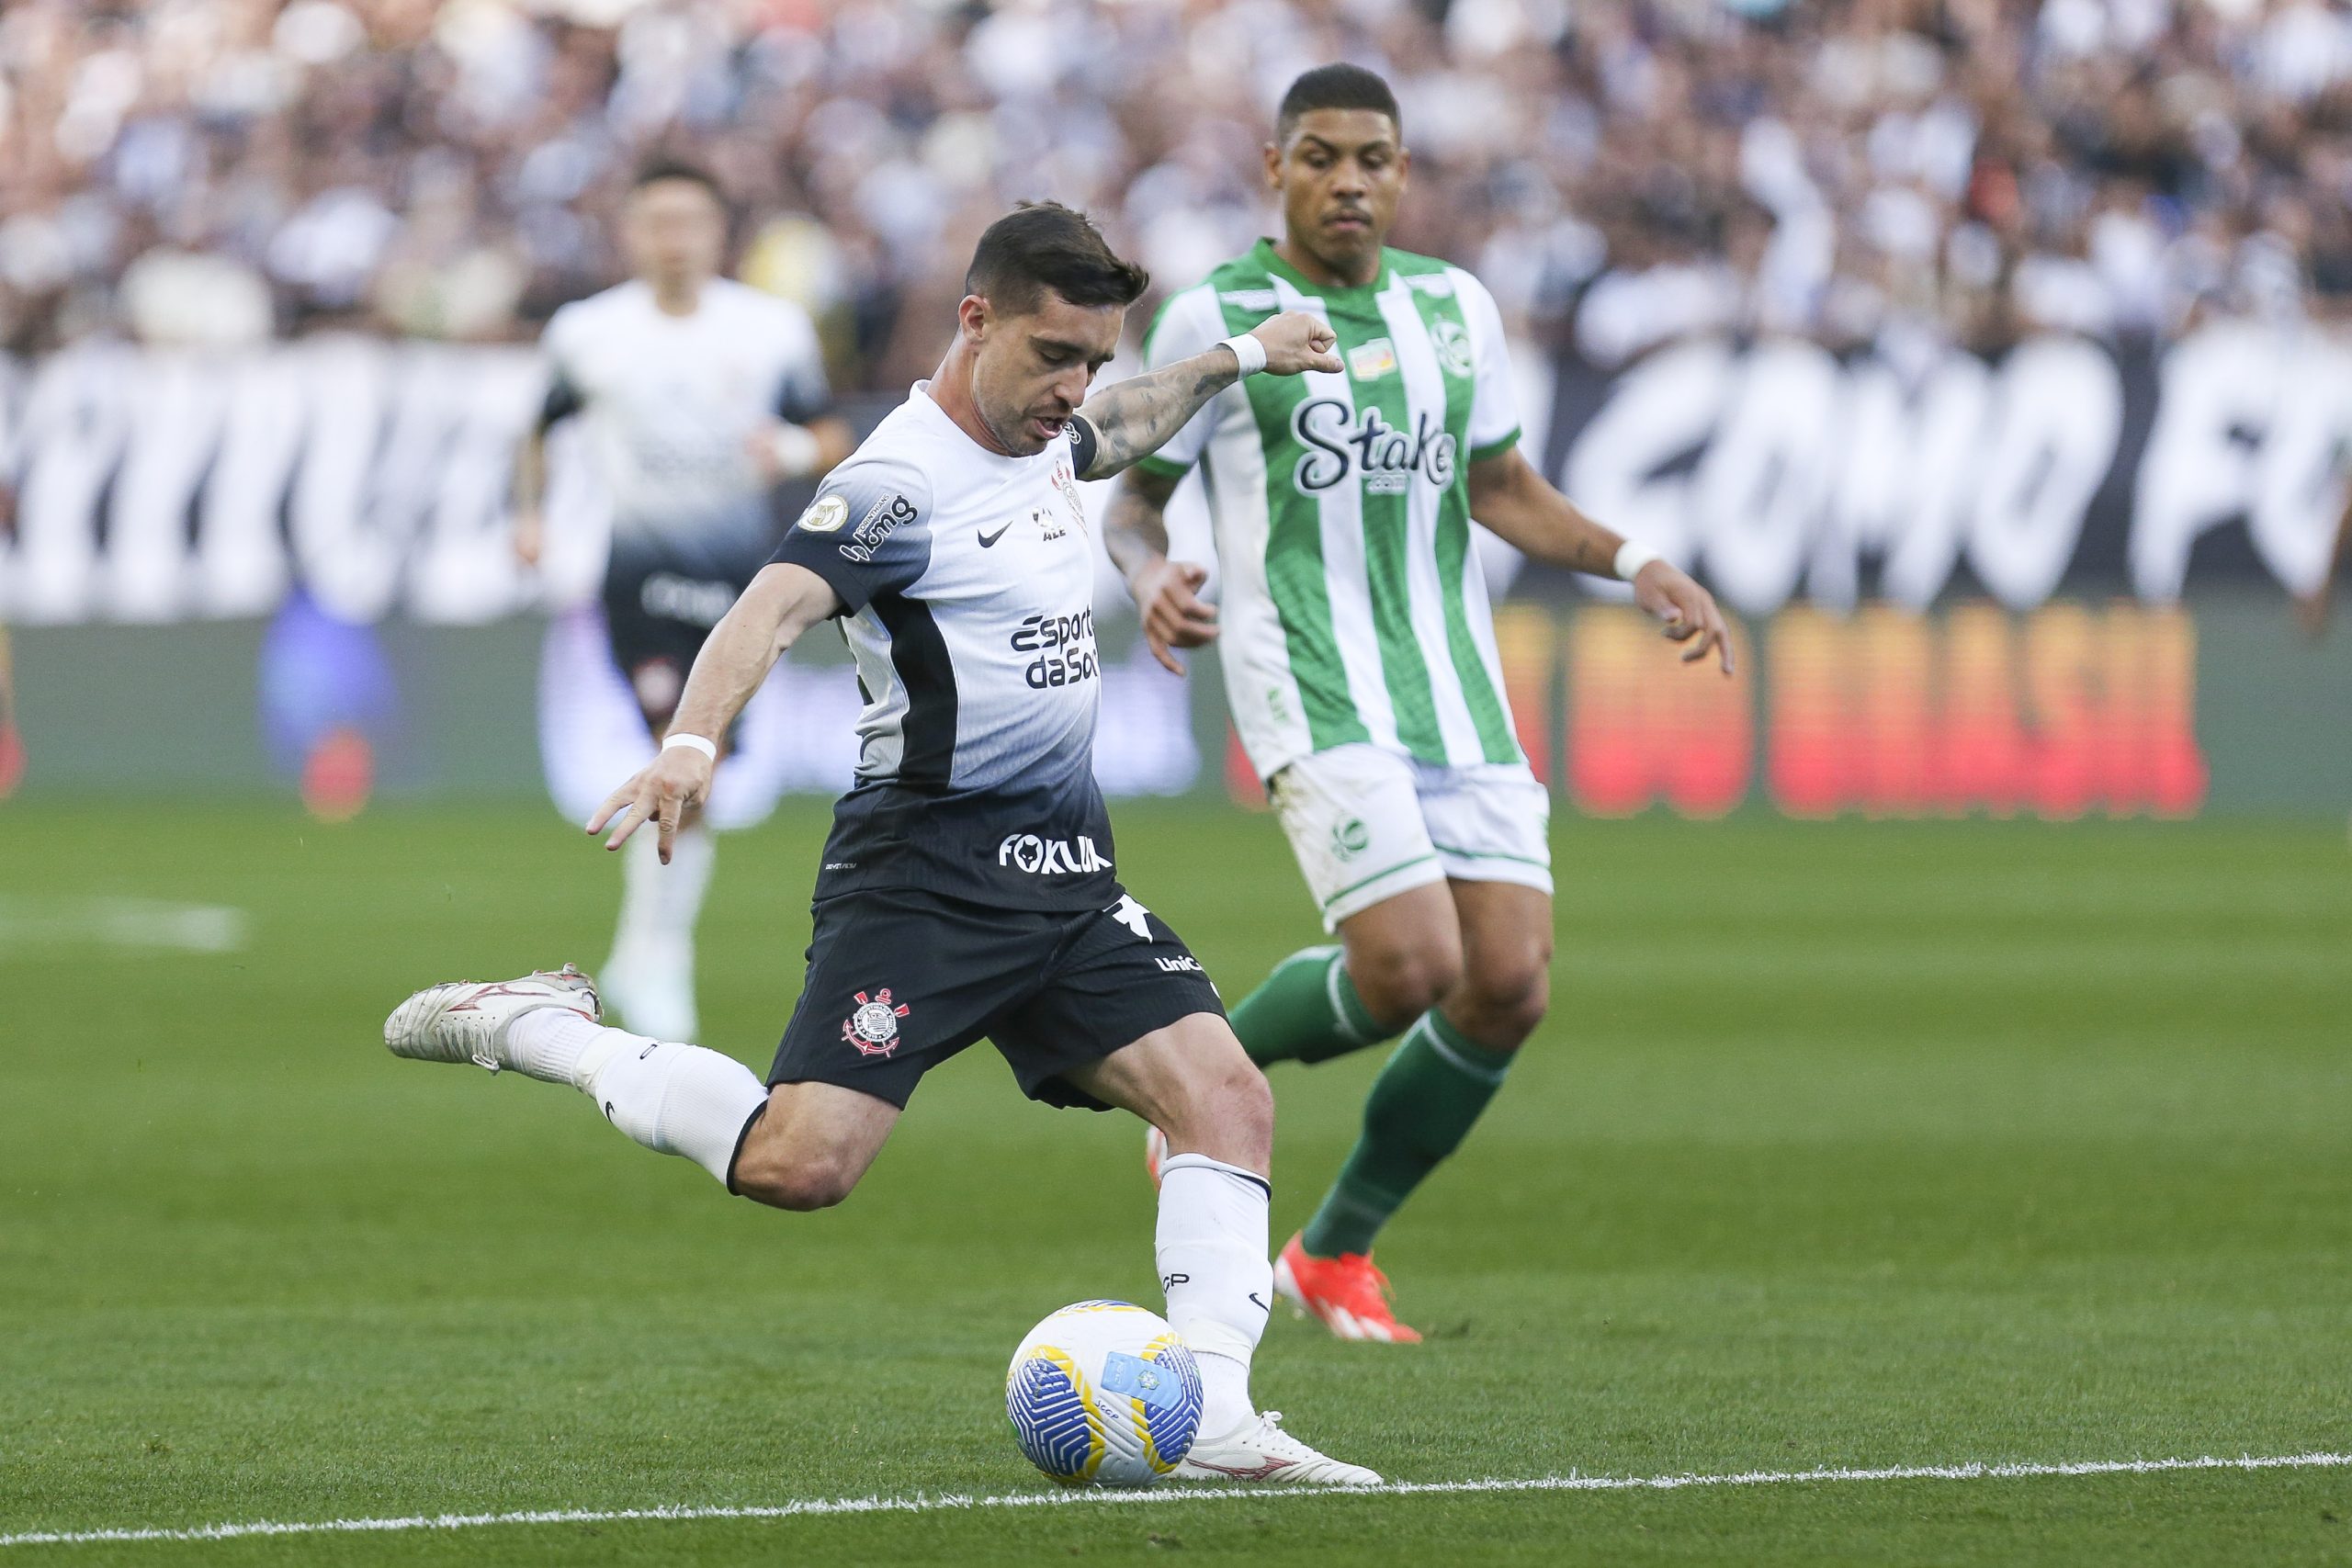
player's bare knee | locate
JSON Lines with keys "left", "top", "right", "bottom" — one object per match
{"left": 1161, "top": 1053, "right": 1273, "bottom": 1168}
{"left": 1215, "top": 1056, "right": 1276, "bottom": 1164}
{"left": 1461, "top": 957, "right": 1550, "bottom": 1046}
{"left": 1350, "top": 942, "right": 1461, "bottom": 1029}
{"left": 1490, "top": 976, "right": 1551, "bottom": 1045}
{"left": 749, "top": 1166, "right": 855, "bottom": 1213}
{"left": 733, "top": 1147, "right": 857, "bottom": 1212}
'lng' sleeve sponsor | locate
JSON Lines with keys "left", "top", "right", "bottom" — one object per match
{"left": 770, "top": 389, "right": 1117, "bottom": 912}
{"left": 769, "top": 459, "right": 935, "bottom": 614}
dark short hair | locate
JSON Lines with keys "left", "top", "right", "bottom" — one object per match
{"left": 629, "top": 158, "right": 726, "bottom": 206}
{"left": 965, "top": 201, "right": 1148, "bottom": 317}
{"left": 1276, "top": 63, "right": 1402, "bottom": 143}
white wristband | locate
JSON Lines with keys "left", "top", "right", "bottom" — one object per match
{"left": 767, "top": 423, "right": 821, "bottom": 479}
{"left": 661, "top": 732, "right": 718, "bottom": 761}
{"left": 1220, "top": 333, "right": 1268, "bottom": 378}
{"left": 1613, "top": 540, "right": 1663, "bottom": 581}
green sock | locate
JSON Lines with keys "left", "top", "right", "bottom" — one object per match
{"left": 1301, "top": 1011, "right": 1515, "bottom": 1258}
{"left": 1229, "top": 944, "right": 1391, "bottom": 1067}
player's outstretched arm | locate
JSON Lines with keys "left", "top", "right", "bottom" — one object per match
{"left": 587, "top": 562, "right": 842, "bottom": 860}
{"left": 1104, "top": 467, "right": 1217, "bottom": 675}
{"left": 1074, "top": 311, "right": 1340, "bottom": 481}
{"left": 745, "top": 416, "right": 857, "bottom": 485}
{"left": 1466, "top": 446, "right": 1735, "bottom": 675}
{"left": 512, "top": 425, "right": 550, "bottom": 567}
{"left": 515, "top": 344, "right": 587, "bottom": 567}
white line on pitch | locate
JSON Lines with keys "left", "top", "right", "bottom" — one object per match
{"left": 0, "top": 897, "right": 246, "bottom": 955}
{"left": 3, "top": 1451, "right": 2344, "bottom": 1551}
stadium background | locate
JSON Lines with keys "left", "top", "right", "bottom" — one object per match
{"left": 4, "top": 6, "right": 2349, "bottom": 1562}
{"left": 1, "top": 0, "right": 2346, "bottom": 820}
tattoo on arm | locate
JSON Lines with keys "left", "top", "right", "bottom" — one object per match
{"left": 1075, "top": 348, "right": 1238, "bottom": 479}
{"left": 1560, "top": 524, "right": 1620, "bottom": 578}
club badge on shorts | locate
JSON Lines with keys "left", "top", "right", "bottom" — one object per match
{"left": 842, "top": 988, "right": 910, "bottom": 1056}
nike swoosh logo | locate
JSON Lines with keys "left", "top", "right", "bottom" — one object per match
{"left": 1249, "top": 1292, "right": 1270, "bottom": 1313}
{"left": 977, "top": 521, "right": 1012, "bottom": 547}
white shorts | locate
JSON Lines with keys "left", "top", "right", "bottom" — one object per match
{"left": 1268, "top": 744, "right": 1553, "bottom": 931}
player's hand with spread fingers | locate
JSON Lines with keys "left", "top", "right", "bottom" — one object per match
{"left": 1249, "top": 310, "right": 1342, "bottom": 377}
{"left": 586, "top": 744, "right": 714, "bottom": 861}
{"left": 1632, "top": 559, "right": 1736, "bottom": 675}
{"left": 1131, "top": 558, "right": 1219, "bottom": 674}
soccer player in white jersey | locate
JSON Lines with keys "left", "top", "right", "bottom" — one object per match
{"left": 1106, "top": 66, "right": 1734, "bottom": 1344}
{"left": 514, "top": 159, "right": 852, "bottom": 1043}
{"left": 385, "top": 204, "right": 1382, "bottom": 1484}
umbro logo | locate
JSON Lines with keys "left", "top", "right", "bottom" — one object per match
{"left": 977, "top": 521, "right": 1012, "bottom": 547}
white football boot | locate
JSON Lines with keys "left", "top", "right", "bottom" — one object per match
{"left": 383, "top": 965, "right": 601, "bottom": 1082}
{"left": 1173, "top": 1412, "right": 1383, "bottom": 1486}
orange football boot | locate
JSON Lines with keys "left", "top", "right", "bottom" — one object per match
{"left": 1272, "top": 1233, "right": 1423, "bottom": 1343}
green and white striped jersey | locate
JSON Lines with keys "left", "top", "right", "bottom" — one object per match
{"left": 1136, "top": 240, "right": 1525, "bottom": 779}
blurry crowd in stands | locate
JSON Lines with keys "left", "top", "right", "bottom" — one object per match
{"left": 3, "top": 0, "right": 2351, "bottom": 389}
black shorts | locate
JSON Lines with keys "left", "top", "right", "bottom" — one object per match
{"left": 768, "top": 886, "right": 1226, "bottom": 1111}
{"left": 601, "top": 533, "right": 765, "bottom": 723}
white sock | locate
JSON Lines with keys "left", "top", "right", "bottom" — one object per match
{"left": 605, "top": 827, "right": 712, "bottom": 1040}
{"left": 506, "top": 1007, "right": 610, "bottom": 1087}
{"left": 1193, "top": 1350, "right": 1252, "bottom": 1435}
{"left": 1156, "top": 1151, "right": 1272, "bottom": 1438}
{"left": 608, "top": 829, "right": 665, "bottom": 967}
{"left": 506, "top": 1010, "right": 767, "bottom": 1187}
{"left": 655, "top": 822, "right": 717, "bottom": 943}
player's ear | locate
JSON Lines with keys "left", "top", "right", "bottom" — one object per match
{"left": 1261, "top": 140, "right": 1283, "bottom": 191}
{"left": 958, "top": 293, "right": 989, "bottom": 341}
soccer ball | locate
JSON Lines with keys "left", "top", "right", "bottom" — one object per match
{"left": 1005, "top": 1300, "right": 1204, "bottom": 1486}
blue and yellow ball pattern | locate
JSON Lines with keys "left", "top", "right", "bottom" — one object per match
{"left": 1005, "top": 1300, "right": 1204, "bottom": 1486}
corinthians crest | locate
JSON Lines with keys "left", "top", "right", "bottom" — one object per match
{"left": 1049, "top": 460, "right": 1086, "bottom": 536}
{"left": 842, "top": 988, "right": 910, "bottom": 1056}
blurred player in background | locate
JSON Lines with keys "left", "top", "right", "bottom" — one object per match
{"left": 1108, "top": 65, "right": 1731, "bottom": 1343}
{"left": 515, "top": 160, "right": 851, "bottom": 1042}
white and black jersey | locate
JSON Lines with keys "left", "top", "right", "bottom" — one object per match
{"left": 540, "top": 277, "right": 829, "bottom": 545}
{"left": 770, "top": 383, "right": 1114, "bottom": 913}
{"left": 540, "top": 277, "right": 831, "bottom": 720}
{"left": 762, "top": 383, "right": 1225, "bottom": 1111}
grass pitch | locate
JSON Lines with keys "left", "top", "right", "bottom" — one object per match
{"left": 2, "top": 801, "right": 2347, "bottom": 1564}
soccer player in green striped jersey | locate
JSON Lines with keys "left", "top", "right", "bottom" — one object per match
{"left": 1107, "top": 64, "right": 1733, "bottom": 1343}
